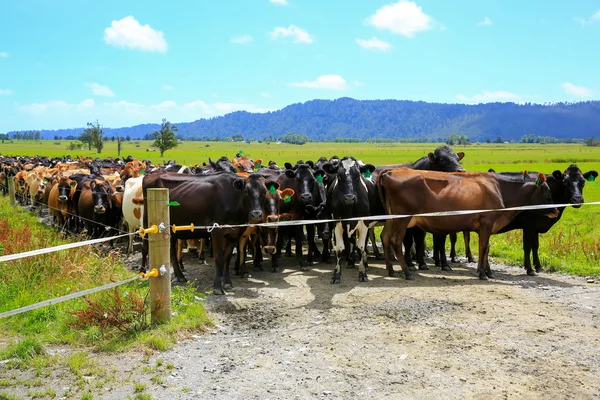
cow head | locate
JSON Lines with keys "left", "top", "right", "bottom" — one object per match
{"left": 427, "top": 146, "right": 466, "bottom": 172}
{"left": 208, "top": 156, "right": 236, "bottom": 173}
{"left": 324, "top": 157, "right": 375, "bottom": 207}
{"left": 57, "top": 174, "right": 77, "bottom": 203}
{"left": 551, "top": 164, "right": 598, "bottom": 208}
{"left": 526, "top": 173, "right": 557, "bottom": 216}
{"left": 89, "top": 180, "right": 113, "bottom": 215}
{"left": 285, "top": 164, "right": 317, "bottom": 205}
{"left": 232, "top": 155, "right": 255, "bottom": 174}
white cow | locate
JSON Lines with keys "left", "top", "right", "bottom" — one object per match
{"left": 121, "top": 176, "right": 144, "bottom": 254}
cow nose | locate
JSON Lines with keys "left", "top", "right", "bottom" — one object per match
{"left": 321, "top": 231, "right": 331, "bottom": 241}
{"left": 301, "top": 193, "right": 312, "bottom": 202}
{"left": 94, "top": 205, "right": 106, "bottom": 214}
{"left": 267, "top": 215, "right": 279, "bottom": 223}
{"left": 58, "top": 195, "right": 68, "bottom": 202}
{"left": 115, "top": 185, "right": 124, "bottom": 192}
{"left": 249, "top": 210, "right": 263, "bottom": 221}
{"left": 263, "top": 246, "right": 276, "bottom": 255}
{"left": 344, "top": 194, "right": 356, "bottom": 204}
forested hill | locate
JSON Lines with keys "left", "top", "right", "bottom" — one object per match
{"left": 28, "top": 98, "right": 600, "bottom": 141}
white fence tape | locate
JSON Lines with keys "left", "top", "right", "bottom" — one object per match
{"left": 195, "top": 201, "right": 600, "bottom": 230}
{"left": 0, "top": 232, "right": 133, "bottom": 263}
{"left": 0, "top": 276, "right": 141, "bottom": 319}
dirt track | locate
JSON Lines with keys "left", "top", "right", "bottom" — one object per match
{"left": 3, "top": 246, "right": 600, "bottom": 399}
{"left": 117, "top": 250, "right": 600, "bottom": 399}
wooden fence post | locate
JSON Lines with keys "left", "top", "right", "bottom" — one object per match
{"left": 8, "top": 177, "right": 16, "bottom": 207}
{"left": 147, "top": 188, "right": 171, "bottom": 324}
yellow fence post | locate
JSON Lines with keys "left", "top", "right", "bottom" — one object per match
{"left": 146, "top": 188, "right": 171, "bottom": 324}
{"left": 7, "top": 176, "right": 16, "bottom": 207}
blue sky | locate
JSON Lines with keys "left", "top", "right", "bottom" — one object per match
{"left": 1, "top": 0, "right": 599, "bottom": 131}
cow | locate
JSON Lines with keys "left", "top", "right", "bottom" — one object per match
{"left": 476, "top": 164, "right": 598, "bottom": 275}
{"left": 47, "top": 173, "right": 78, "bottom": 232}
{"left": 26, "top": 172, "right": 47, "bottom": 215}
{"left": 78, "top": 179, "right": 119, "bottom": 239}
{"left": 323, "top": 156, "right": 381, "bottom": 283}
{"left": 139, "top": 172, "right": 280, "bottom": 294}
{"left": 122, "top": 176, "right": 144, "bottom": 254}
{"left": 378, "top": 168, "right": 556, "bottom": 281}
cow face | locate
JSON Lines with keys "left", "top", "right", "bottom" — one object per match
{"left": 329, "top": 157, "right": 375, "bottom": 207}
{"left": 527, "top": 173, "right": 556, "bottom": 216}
{"left": 207, "top": 156, "right": 236, "bottom": 173}
{"left": 232, "top": 156, "right": 255, "bottom": 174}
{"left": 427, "top": 146, "right": 466, "bottom": 172}
{"left": 57, "top": 176, "right": 77, "bottom": 203}
{"left": 553, "top": 164, "right": 598, "bottom": 208}
{"left": 285, "top": 164, "right": 316, "bottom": 204}
{"left": 90, "top": 180, "right": 113, "bottom": 214}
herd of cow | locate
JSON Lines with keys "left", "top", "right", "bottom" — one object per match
{"left": 1, "top": 146, "right": 597, "bottom": 295}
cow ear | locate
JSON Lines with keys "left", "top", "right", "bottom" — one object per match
{"left": 488, "top": 168, "right": 496, "bottom": 173}
{"left": 360, "top": 164, "right": 376, "bottom": 174}
{"left": 231, "top": 158, "right": 239, "bottom": 167}
{"left": 284, "top": 162, "right": 293, "bottom": 170}
{"left": 280, "top": 188, "right": 295, "bottom": 199}
{"left": 535, "top": 173, "right": 546, "bottom": 187}
{"left": 90, "top": 181, "right": 96, "bottom": 190}
{"left": 306, "top": 160, "right": 315, "bottom": 169}
{"left": 254, "top": 158, "right": 263, "bottom": 166}
{"left": 233, "top": 178, "right": 245, "bottom": 190}
{"left": 523, "top": 170, "right": 531, "bottom": 182}
{"left": 285, "top": 169, "right": 295, "bottom": 179}
{"left": 584, "top": 170, "right": 598, "bottom": 182}
{"left": 428, "top": 152, "right": 436, "bottom": 163}
{"left": 552, "top": 170, "right": 563, "bottom": 181}
{"left": 457, "top": 152, "right": 465, "bottom": 161}
{"left": 322, "top": 163, "right": 337, "bottom": 174}
{"left": 266, "top": 181, "right": 280, "bottom": 192}
{"left": 314, "top": 169, "right": 326, "bottom": 183}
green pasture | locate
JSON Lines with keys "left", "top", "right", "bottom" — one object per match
{"left": 2, "top": 140, "right": 600, "bottom": 278}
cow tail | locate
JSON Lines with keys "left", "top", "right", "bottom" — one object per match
{"left": 377, "top": 169, "right": 389, "bottom": 215}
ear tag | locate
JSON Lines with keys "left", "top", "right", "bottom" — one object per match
{"left": 269, "top": 185, "right": 276, "bottom": 195}
{"left": 168, "top": 201, "right": 180, "bottom": 207}
{"left": 363, "top": 170, "right": 372, "bottom": 179}
{"left": 255, "top": 163, "right": 262, "bottom": 170}
{"left": 283, "top": 194, "right": 291, "bottom": 203}
{"left": 524, "top": 177, "right": 531, "bottom": 182}
{"left": 233, "top": 167, "right": 238, "bottom": 173}
{"left": 140, "top": 169, "right": 146, "bottom": 175}
{"left": 239, "top": 150, "right": 244, "bottom": 156}
{"left": 316, "top": 174, "right": 323, "bottom": 183}
{"left": 587, "top": 175, "right": 595, "bottom": 182}
{"left": 535, "top": 178, "right": 541, "bottom": 187}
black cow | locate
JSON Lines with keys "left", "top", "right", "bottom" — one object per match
{"left": 477, "top": 164, "right": 598, "bottom": 275}
{"left": 323, "top": 156, "right": 380, "bottom": 283}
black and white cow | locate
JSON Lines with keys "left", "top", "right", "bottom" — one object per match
{"left": 323, "top": 156, "right": 382, "bottom": 283}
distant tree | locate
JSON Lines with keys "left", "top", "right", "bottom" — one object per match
{"left": 485, "top": 138, "right": 491, "bottom": 143}
{"left": 111, "top": 136, "right": 116, "bottom": 142}
{"left": 495, "top": 136, "right": 504, "bottom": 144}
{"left": 126, "top": 135, "right": 131, "bottom": 141}
{"left": 152, "top": 118, "right": 179, "bottom": 157}
{"left": 83, "top": 120, "right": 104, "bottom": 153}
{"left": 54, "top": 135, "right": 59, "bottom": 140}
{"left": 232, "top": 134, "right": 244, "bottom": 142}
{"left": 34, "top": 131, "right": 41, "bottom": 141}
{"left": 79, "top": 130, "right": 93, "bottom": 150}
{"left": 116, "top": 134, "right": 124, "bottom": 156}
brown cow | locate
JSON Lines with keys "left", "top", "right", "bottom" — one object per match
{"left": 378, "top": 168, "right": 556, "bottom": 281}
{"left": 47, "top": 173, "right": 78, "bottom": 232}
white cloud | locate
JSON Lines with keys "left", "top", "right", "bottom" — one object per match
{"left": 0, "top": 88, "right": 13, "bottom": 95}
{"left": 356, "top": 37, "right": 393, "bottom": 51}
{"left": 365, "top": 1, "right": 434, "bottom": 38}
{"left": 455, "top": 90, "right": 522, "bottom": 103}
{"left": 162, "top": 84, "right": 175, "bottom": 91}
{"left": 16, "top": 98, "right": 274, "bottom": 129}
{"left": 270, "top": 0, "right": 288, "bottom": 5}
{"left": 104, "top": 16, "right": 167, "bottom": 52}
{"left": 289, "top": 75, "right": 347, "bottom": 90}
{"left": 561, "top": 82, "right": 593, "bottom": 98}
{"left": 573, "top": 10, "right": 600, "bottom": 26}
{"left": 270, "top": 25, "right": 313, "bottom": 44}
{"left": 86, "top": 82, "right": 115, "bottom": 97}
{"left": 476, "top": 17, "right": 493, "bottom": 27}
{"left": 0, "top": 52, "right": 8, "bottom": 58}
{"left": 230, "top": 34, "right": 253, "bottom": 44}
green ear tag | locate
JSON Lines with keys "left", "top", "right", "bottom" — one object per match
{"left": 535, "top": 178, "right": 541, "bottom": 187}
{"left": 587, "top": 175, "right": 596, "bottom": 182}
{"left": 269, "top": 185, "right": 276, "bottom": 195}
{"left": 168, "top": 201, "right": 180, "bottom": 207}
{"left": 283, "top": 194, "right": 291, "bottom": 203}
{"left": 239, "top": 150, "right": 244, "bottom": 156}
{"left": 316, "top": 174, "right": 323, "bottom": 183}
{"left": 140, "top": 169, "right": 146, "bottom": 175}
{"left": 233, "top": 167, "right": 238, "bottom": 173}
{"left": 256, "top": 163, "right": 262, "bottom": 170}
{"left": 363, "top": 170, "right": 372, "bottom": 179}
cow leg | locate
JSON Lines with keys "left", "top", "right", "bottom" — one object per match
{"left": 331, "top": 222, "right": 345, "bottom": 284}
{"left": 464, "top": 232, "right": 475, "bottom": 263}
{"left": 320, "top": 222, "right": 333, "bottom": 263}
{"left": 187, "top": 239, "right": 198, "bottom": 257}
{"left": 222, "top": 239, "right": 236, "bottom": 290}
{"left": 127, "top": 225, "right": 134, "bottom": 254}
{"left": 435, "top": 234, "right": 452, "bottom": 271}
{"left": 356, "top": 221, "right": 370, "bottom": 282}
{"left": 532, "top": 233, "right": 543, "bottom": 273}
{"left": 449, "top": 232, "right": 458, "bottom": 263}
{"left": 477, "top": 226, "right": 493, "bottom": 280}
{"left": 141, "top": 231, "right": 149, "bottom": 272}
{"left": 295, "top": 225, "right": 307, "bottom": 270}
{"left": 285, "top": 233, "right": 293, "bottom": 257}
{"left": 170, "top": 235, "right": 187, "bottom": 283}
{"left": 306, "top": 224, "right": 316, "bottom": 266}
{"left": 413, "top": 228, "right": 429, "bottom": 270}
{"left": 198, "top": 238, "right": 206, "bottom": 264}
{"left": 522, "top": 228, "right": 536, "bottom": 276}
{"left": 403, "top": 229, "right": 416, "bottom": 271}
{"left": 237, "top": 232, "right": 251, "bottom": 278}
{"left": 387, "top": 220, "right": 412, "bottom": 279}
{"left": 344, "top": 226, "right": 356, "bottom": 268}
{"left": 253, "top": 236, "right": 264, "bottom": 271}
{"left": 176, "top": 239, "right": 186, "bottom": 272}
{"left": 369, "top": 227, "right": 384, "bottom": 260}
{"left": 212, "top": 233, "right": 226, "bottom": 295}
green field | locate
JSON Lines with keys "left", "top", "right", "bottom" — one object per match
{"left": 2, "top": 140, "right": 600, "bottom": 277}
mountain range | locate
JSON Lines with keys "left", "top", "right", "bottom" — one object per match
{"left": 14, "top": 97, "right": 600, "bottom": 142}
